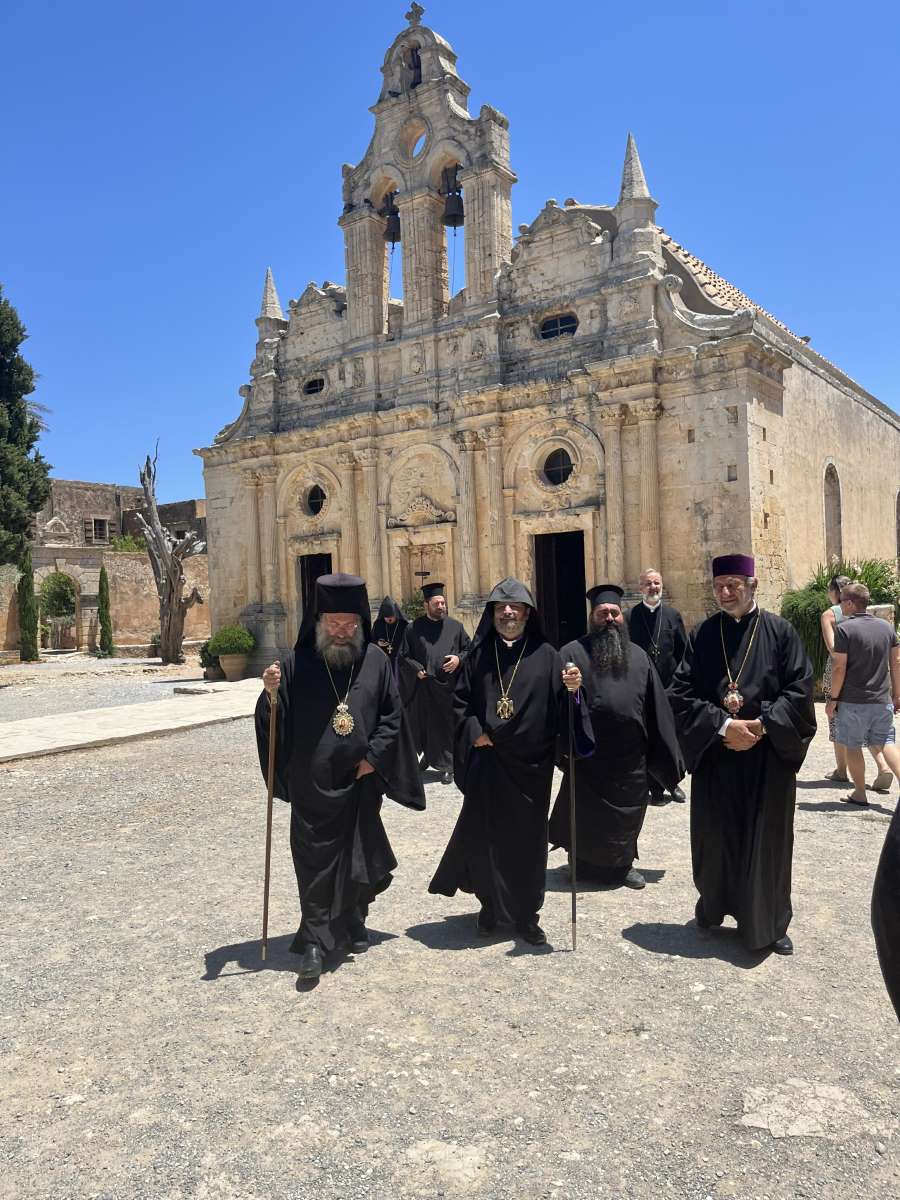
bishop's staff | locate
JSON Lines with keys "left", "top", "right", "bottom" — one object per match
{"left": 261, "top": 688, "right": 278, "bottom": 962}
{"left": 565, "top": 660, "right": 578, "bottom": 952}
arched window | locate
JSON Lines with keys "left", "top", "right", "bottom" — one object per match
{"left": 539, "top": 313, "right": 578, "bottom": 340}
{"left": 824, "top": 464, "right": 842, "bottom": 562}
{"left": 303, "top": 377, "right": 325, "bottom": 396}
{"left": 543, "top": 448, "right": 573, "bottom": 486}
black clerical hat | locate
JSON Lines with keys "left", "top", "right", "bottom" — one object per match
{"left": 586, "top": 584, "right": 625, "bottom": 608}
{"left": 294, "top": 572, "right": 372, "bottom": 649}
{"left": 421, "top": 582, "right": 446, "bottom": 601}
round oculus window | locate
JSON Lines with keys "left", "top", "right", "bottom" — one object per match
{"left": 303, "top": 377, "right": 325, "bottom": 395}
{"left": 543, "top": 448, "right": 573, "bottom": 486}
{"left": 307, "top": 485, "right": 327, "bottom": 515}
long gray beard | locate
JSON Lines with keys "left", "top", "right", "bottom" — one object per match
{"left": 316, "top": 623, "right": 364, "bottom": 669}
{"left": 589, "top": 622, "right": 630, "bottom": 677}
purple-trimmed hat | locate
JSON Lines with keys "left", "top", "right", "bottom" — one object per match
{"left": 712, "top": 554, "right": 755, "bottom": 578}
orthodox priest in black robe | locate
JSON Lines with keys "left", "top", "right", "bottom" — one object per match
{"left": 400, "top": 582, "right": 471, "bottom": 784}
{"left": 428, "top": 578, "right": 585, "bottom": 945}
{"left": 626, "top": 567, "right": 689, "bottom": 804}
{"left": 369, "top": 595, "right": 425, "bottom": 814}
{"left": 550, "top": 585, "right": 682, "bottom": 889}
{"left": 872, "top": 806, "right": 900, "bottom": 1021}
{"left": 255, "top": 573, "right": 424, "bottom": 981}
{"left": 668, "top": 554, "right": 816, "bottom": 955}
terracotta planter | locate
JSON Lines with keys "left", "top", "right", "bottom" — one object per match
{"left": 203, "top": 664, "right": 225, "bottom": 681}
{"left": 218, "top": 653, "right": 248, "bottom": 682}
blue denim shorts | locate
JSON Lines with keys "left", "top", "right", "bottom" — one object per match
{"left": 834, "top": 702, "right": 896, "bottom": 749}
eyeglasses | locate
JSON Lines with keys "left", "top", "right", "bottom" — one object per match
{"left": 323, "top": 618, "right": 359, "bottom": 632}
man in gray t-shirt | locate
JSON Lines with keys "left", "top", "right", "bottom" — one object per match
{"left": 826, "top": 583, "right": 900, "bottom": 805}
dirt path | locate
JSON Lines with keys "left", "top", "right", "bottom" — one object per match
{"left": 0, "top": 707, "right": 897, "bottom": 1199}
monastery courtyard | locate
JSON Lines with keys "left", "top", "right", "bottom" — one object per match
{"left": 0, "top": 664, "right": 897, "bottom": 1200}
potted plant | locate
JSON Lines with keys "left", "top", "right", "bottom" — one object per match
{"left": 199, "top": 638, "right": 224, "bottom": 681}
{"left": 207, "top": 624, "right": 255, "bottom": 682}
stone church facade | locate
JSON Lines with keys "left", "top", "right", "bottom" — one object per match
{"left": 197, "top": 6, "right": 900, "bottom": 659}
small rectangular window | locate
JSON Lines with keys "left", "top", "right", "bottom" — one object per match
{"left": 762, "top": 427, "right": 767, "bottom": 441}
{"left": 769, "top": 469, "right": 774, "bottom": 484}
{"left": 725, "top": 406, "right": 738, "bottom": 424}
{"left": 727, "top": 464, "right": 737, "bottom": 482}
{"left": 93, "top": 518, "right": 109, "bottom": 544}
{"left": 764, "top": 512, "right": 770, "bottom": 529}
{"left": 687, "top": 429, "right": 695, "bottom": 444}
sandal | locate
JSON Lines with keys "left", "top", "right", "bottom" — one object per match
{"left": 825, "top": 769, "right": 849, "bottom": 783}
{"left": 870, "top": 770, "right": 893, "bottom": 793}
{"left": 840, "top": 794, "right": 869, "bottom": 807}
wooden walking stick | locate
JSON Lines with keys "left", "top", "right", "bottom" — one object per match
{"left": 566, "top": 662, "right": 578, "bottom": 952}
{"left": 261, "top": 689, "right": 278, "bottom": 962}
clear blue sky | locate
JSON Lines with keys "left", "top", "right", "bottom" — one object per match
{"left": 4, "top": 1, "right": 898, "bottom": 502}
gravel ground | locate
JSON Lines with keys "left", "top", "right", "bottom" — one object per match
{"left": 0, "top": 709, "right": 897, "bottom": 1200}
{"left": 0, "top": 656, "right": 204, "bottom": 722}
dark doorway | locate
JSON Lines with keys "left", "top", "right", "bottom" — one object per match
{"left": 533, "top": 530, "right": 587, "bottom": 648}
{"left": 296, "top": 553, "right": 332, "bottom": 620}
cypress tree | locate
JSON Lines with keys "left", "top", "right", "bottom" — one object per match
{"left": 0, "top": 283, "right": 50, "bottom": 567}
{"left": 98, "top": 563, "right": 114, "bottom": 656}
{"left": 17, "top": 548, "right": 38, "bottom": 661}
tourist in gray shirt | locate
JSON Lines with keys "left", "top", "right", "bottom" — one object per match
{"left": 825, "top": 582, "right": 900, "bottom": 806}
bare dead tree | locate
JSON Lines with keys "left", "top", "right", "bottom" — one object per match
{"left": 134, "top": 446, "right": 206, "bottom": 664}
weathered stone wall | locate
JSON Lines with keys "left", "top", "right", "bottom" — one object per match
{"left": 0, "top": 552, "right": 210, "bottom": 653}
{"left": 35, "top": 480, "right": 144, "bottom": 547}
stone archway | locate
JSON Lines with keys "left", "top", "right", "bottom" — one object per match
{"left": 824, "top": 463, "right": 842, "bottom": 563}
{"left": 33, "top": 561, "right": 95, "bottom": 651}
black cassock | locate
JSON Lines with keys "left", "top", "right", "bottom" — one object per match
{"left": 400, "top": 615, "right": 471, "bottom": 776}
{"left": 429, "top": 630, "right": 581, "bottom": 924}
{"left": 549, "top": 637, "right": 682, "bottom": 878}
{"left": 668, "top": 609, "right": 815, "bottom": 950}
{"left": 872, "top": 806, "right": 900, "bottom": 1021}
{"left": 626, "top": 602, "right": 687, "bottom": 688}
{"left": 254, "top": 643, "right": 423, "bottom": 954}
{"left": 369, "top": 597, "right": 425, "bottom": 812}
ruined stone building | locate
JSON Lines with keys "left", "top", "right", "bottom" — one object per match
{"left": 197, "top": 5, "right": 900, "bottom": 657}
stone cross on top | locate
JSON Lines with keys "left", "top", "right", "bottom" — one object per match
{"left": 405, "top": 3, "right": 424, "bottom": 26}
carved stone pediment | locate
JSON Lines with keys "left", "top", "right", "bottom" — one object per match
{"left": 39, "top": 516, "right": 74, "bottom": 546}
{"left": 387, "top": 495, "right": 456, "bottom": 528}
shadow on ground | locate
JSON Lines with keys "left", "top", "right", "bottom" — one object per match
{"left": 544, "top": 865, "right": 667, "bottom": 892}
{"left": 406, "top": 913, "right": 558, "bottom": 956}
{"left": 798, "top": 799, "right": 895, "bottom": 816}
{"left": 622, "top": 920, "right": 771, "bottom": 969}
{"left": 202, "top": 928, "right": 397, "bottom": 981}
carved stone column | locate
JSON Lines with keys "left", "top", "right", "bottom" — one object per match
{"left": 458, "top": 165, "right": 515, "bottom": 307}
{"left": 592, "top": 491, "right": 608, "bottom": 583}
{"left": 277, "top": 514, "right": 291, "bottom": 640}
{"left": 338, "top": 207, "right": 387, "bottom": 341}
{"left": 481, "top": 426, "right": 505, "bottom": 585}
{"left": 502, "top": 487, "right": 516, "bottom": 577}
{"left": 337, "top": 451, "right": 359, "bottom": 575}
{"left": 396, "top": 188, "right": 447, "bottom": 326}
{"left": 257, "top": 466, "right": 279, "bottom": 604}
{"left": 357, "top": 448, "right": 382, "bottom": 598}
{"left": 243, "top": 469, "right": 261, "bottom": 603}
{"left": 454, "top": 430, "right": 480, "bottom": 600}
{"left": 597, "top": 405, "right": 626, "bottom": 583}
{"left": 634, "top": 400, "right": 662, "bottom": 571}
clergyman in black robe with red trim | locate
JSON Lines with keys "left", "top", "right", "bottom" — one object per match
{"left": 428, "top": 578, "right": 588, "bottom": 946}
{"left": 255, "top": 574, "right": 424, "bottom": 981}
{"left": 550, "top": 584, "right": 682, "bottom": 890}
{"left": 668, "top": 554, "right": 815, "bottom": 955}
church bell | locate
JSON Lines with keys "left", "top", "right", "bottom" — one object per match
{"left": 383, "top": 211, "right": 401, "bottom": 245}
{"left": 441, "top": 192, "right": 464, "bottom": 228}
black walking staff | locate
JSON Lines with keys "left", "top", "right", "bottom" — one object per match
{"left": 566, "top": 660, "right": 578, "bottom": 951}
{"left": 261, "top": 689, "right": 278, "bottom": 961}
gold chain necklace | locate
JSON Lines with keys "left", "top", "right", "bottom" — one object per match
{"left": 719, "top": 610, "right": 761, "bottom": 716}
{"left": 494, "top": 636, "right": 528, "bottom": 720}
{"left": 323, "top": 660, "right": 355, "bottom": 736}
{"left": 640, "top": 603, "right": 662, "bottom": 660}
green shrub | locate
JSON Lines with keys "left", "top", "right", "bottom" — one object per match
{"left": 780, "top": 558, "right": 900, "bottom": 681}
{"left": 402, "top": 595, "right": 425, "bottom": 621}
{"left": 97, "top": 564, "right": 114, "bottom": 656}
{"left": 199, "top": 639, "right": 219, "bottom": 669}
{"left": 17, "top": 550, "right": 39, "bottom": 661}
{"left": 110, "top": 533, "right": 147, "bottom": 552}
{"left": 39, "top": 571, "right": 76, "bottom": 620}
{"left": 208, "top": 624, "right": 255, "bottom": 656}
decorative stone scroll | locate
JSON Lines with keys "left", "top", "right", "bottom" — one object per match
{"left": 387, "top": 495, "right": 456, "bottom": 528}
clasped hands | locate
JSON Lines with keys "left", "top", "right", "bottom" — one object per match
{"left": 418, "top": 654, "right": 461, "bottom": 681}
{"left": 723, "top": 718, "right": 765, "bottom": 751}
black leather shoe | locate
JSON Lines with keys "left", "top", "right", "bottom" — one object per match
{"left": 516, "top": 918, "right": 547, "bottom": 946}
{"left": 623, "top": 867, "right": 646, "bottom": 890}
{"left": 647, "top": 791, "right": 669, "bottom": 807}
{"left": 296, "top": 944, "right": 323, "bottom": 979}
{"left": 670, "top": 785, "right": 687, "bottom": 802}
{"left": 771, "top": 934, "right": 794, "bottom": 956}
{"left": 475, "top": 905, "right": 497, "bottom": 936}
{"left": 440, "top": 771, "right": 453, "bottom": 785}
{"left": 347, "top": 919, "right": 368, "bottom": 953}
{"left": 418, "top": 759, "right": 429, "bottom": 773}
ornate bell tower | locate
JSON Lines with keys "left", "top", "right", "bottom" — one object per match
{"left": 339, "top": 4, "right": 516, "bottom": 342}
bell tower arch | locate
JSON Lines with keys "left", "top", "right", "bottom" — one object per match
{"left": 339, "top": 5, "right": 516, "bottom": 340}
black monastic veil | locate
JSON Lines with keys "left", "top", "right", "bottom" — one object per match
{"left": 668, "top": 608, "right": 816, "bottom": 950}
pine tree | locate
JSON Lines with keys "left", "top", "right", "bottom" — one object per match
{"left": 0, "top": 284, "right": 51, "bottom": 567}
{"left": 98, "top": 563, "right": 114, "bottom": 656}
{"left": 17, "top": 548, "right": 38, "bottom": 661}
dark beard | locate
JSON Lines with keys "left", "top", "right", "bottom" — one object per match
{"left": 589, "top": 622, "right": 630, "bottom": 677}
